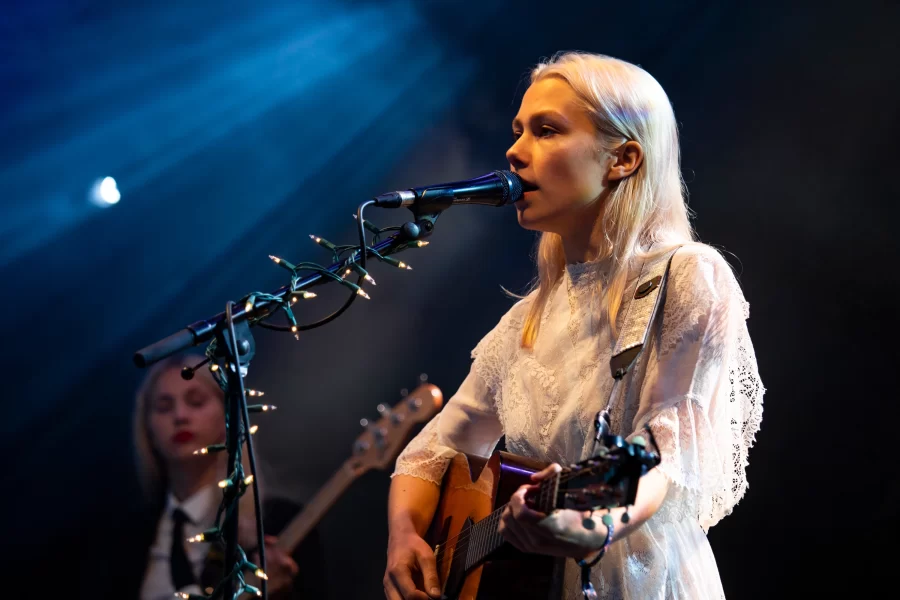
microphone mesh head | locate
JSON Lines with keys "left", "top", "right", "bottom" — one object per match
{"left": 494, "top": 170, "right": 524, "bottom": 204}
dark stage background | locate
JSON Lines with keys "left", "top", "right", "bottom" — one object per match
{"left": 2, "top": 0, "right": 897, "bottom": 597}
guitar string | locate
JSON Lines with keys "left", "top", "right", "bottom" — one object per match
{"left": 429, "top": 461, "right": 628, "bottom": 566}
{"left": 431, "top": 471, "right": 565, "bottom": 568}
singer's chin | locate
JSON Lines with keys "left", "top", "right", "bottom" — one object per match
{"left": 514, "top": 202, "right": 541, "bottom": 231}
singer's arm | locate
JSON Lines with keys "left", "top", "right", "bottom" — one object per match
{"left": 385, "top": 369, "right": 504, "bottom": 600}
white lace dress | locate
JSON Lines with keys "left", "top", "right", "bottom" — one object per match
{"left": 392, "top": 244, "right": 765, "bottom": 599}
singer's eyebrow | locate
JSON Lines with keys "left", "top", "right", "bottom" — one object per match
{"left": 512, "top": 110, "right": 569, "bottom": 130}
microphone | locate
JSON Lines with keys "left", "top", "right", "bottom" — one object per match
{"left": 372, "top": 170, "right": 526, "bottom": 212}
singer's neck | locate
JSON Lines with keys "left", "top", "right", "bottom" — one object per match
{"left": 560, "top": 198, "right": 606, "bottom": 265}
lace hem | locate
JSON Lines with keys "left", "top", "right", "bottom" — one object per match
{"left": 646, "top": 378, "right": 762, "bottom": 530}
{"left": 391, "top": 416, "right": 455, "bottom": 485}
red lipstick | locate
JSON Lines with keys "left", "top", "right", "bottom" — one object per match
{"left": 172, "top": 431, "right": 195, "bottom": 444}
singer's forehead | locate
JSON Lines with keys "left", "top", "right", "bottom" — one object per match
{"left": 512, "top": 78, "right": 580, "bottom": 128}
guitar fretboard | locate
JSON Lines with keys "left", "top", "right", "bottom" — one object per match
{"left": 462, "top": 471, "right": 559, "bottom": 571}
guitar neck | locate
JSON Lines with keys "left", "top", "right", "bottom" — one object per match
{"left": 463, "top": 474, "right": 559, "bottom": 571}
{"left": 464, "top": 507, "right": 506, "bottom": 571}
{"left": 275, "top": 461, "right": 359, "bottom": 553}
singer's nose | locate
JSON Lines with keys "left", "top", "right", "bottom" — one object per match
{"left": 506, "top": 142, "right": 526, "bottom": 171}
{"left": 506, "top": 137, "right": 527, "bottom": 171}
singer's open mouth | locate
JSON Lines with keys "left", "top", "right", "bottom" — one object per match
{"left": 519, "top": 178, "right": 538, "bottom": 192}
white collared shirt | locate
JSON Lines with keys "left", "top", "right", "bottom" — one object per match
{"left": 140, "top": 485, "right": 219, "bottom": 600}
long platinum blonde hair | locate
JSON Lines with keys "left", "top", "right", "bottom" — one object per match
{"left": 521, "top": 52, "right": 696, "bottom": 348}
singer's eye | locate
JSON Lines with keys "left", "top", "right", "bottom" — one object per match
{"left": 537, "top": 127, "right": 557, "bottom": 138}
{"left": 512, "top": 131, "right": 522, "bottom": 142}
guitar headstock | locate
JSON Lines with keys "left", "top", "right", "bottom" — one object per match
{"left": 530, "top": 433, "right": 661, "bottom": 514}
{"left": 347, "top": 381, "right": 443, "bottom": 473}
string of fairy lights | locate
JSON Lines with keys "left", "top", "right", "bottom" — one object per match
{"left": 175, "top": 207, "right": 430, "bottom": 599}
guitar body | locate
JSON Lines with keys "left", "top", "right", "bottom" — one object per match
{"left": 428, "top": 451, "right": 559, "bottom": 600}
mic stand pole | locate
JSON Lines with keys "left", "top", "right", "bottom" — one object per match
{"left": 218, "top": 303, "right": 258, "bottom": 600}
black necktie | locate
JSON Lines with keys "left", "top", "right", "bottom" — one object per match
{"left": 170, "top": 508, "right": 197, "bottom": 590}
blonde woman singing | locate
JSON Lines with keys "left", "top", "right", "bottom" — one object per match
{"left": 384, "top": 51, "right": 764, "bottom": 600}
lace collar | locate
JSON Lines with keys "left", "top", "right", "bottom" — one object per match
{"left": 564, "top": 256, "right": 611, "bottom": 290}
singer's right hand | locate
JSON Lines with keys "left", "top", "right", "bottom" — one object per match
{"left": 384, "top": 528, "right": 441, "bottom": 600}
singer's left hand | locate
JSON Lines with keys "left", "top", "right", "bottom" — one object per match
{"left": 497, "top": 464, "right": 605, "bottom": 560}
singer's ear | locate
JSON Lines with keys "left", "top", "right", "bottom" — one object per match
{"left": 607, "top": 141, "right": 644, "bottom": 182}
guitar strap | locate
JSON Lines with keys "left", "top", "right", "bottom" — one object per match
{"left": 593, "top": 244, "right": 683, "bottom": 444}
{"left": 552, "top": 245, "right": 684, "bottom": 600}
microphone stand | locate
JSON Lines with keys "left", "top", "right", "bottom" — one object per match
{"left": 134, "top": 214, "right": 438, "bottom": 368}
{"left": 134, "top": 203, "right": 443, "bottom": 600}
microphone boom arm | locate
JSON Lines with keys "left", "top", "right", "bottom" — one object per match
{"left": 133, "top": 215, "right": 432, "bottom": 368}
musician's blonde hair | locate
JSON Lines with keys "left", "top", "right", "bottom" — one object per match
{"left": 521, "top": 52, "right": 695, "bottom": 348}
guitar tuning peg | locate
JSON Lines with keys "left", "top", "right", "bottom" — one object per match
{"left": 378, "top": 402, "right": 405, "bottom": 424}
{"left": 399, "top": 388, "right": 409, "bottom": 397}
{"left": 406, "top": 395, "right": 423, "bottom": 411}
{"left": 360, "top": 416, "right": 387, "bottom": 446}
{"left": 418, "top": 373, "right": 428, "bottom": 383}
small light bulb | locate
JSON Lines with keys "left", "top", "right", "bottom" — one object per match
{"left": 244, "top": 475, "right": 254, "bottom": 485}
{"left": 175, "top": 593, "right": 190, "bottom": 599}
{"left": 187, "top": 533, "right": 205, "bottom": 542}
{"left": 249, "top": 425, "right": 259, "bottom": 434}
{"left": 357, "top": 288, "right": 370, "bottom": 300}
{"left": 193, "top": 447, "right": 209, "bottom": 455}
{"left": 248, "top": 389, "right": 257, "bottom": 397}
{"left": 210, "top": 364, "right": 219, "bottom": 372}
{"left": 245, "top": 302, "right": 253, "bottom": 313}
{"left": 309, "top": 234, "right": 321, "bottom": 243}
{"left": 365, "top": 274, "right": 377, "bottom": 285}
{"left": 399, "top": 262, "right": 411, "bottom": 270}
{"left": 256, "top": 569, "right": 268, "bottom": 580}
{"left": 416, "top": 241, "right": 430, "bottom": 247}
{"left": 218, "top": 479, "right": 231, "bottom": 489}
{"left": 269, "top": 255, "right": 282, "bottom": 264}
{"left": 302, "top": 291, "right": 316, "bottom": 299}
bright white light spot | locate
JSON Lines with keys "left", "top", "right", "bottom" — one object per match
{"left": 89, "top": 176, "right": 121, "bottom": 207}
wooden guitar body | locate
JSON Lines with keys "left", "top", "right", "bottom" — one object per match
{"left": 426, "top": 431, "right": 660, "bottom": 600}
{"left": 428, "top": 451, "right": 558, "bottom": 600}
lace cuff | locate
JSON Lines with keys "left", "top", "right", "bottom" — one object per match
{"left": 391, "top": 416, "right": 458, "bottom": 485}
{"left": 645, "top": 395, "right": 723, "bottom": 527}
{"left": 646, "top": 329, "right": 764, "bottom": 533}
{"left": 392, "top": 367, "right": 505, "bottom": 485}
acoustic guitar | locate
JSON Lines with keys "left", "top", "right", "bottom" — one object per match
{"left": 426, "top": 432, "right": 660, "bottom": 600}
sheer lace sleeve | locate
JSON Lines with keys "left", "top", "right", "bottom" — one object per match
{"left": 391, "top": 313, "right": 516, "bottom": 484}
{"left": 632, "top": 245, "right": 765, "bottom": 530}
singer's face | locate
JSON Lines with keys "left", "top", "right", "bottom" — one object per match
{"left": 507, "top": 77, "right": 611, "bottom": 237}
